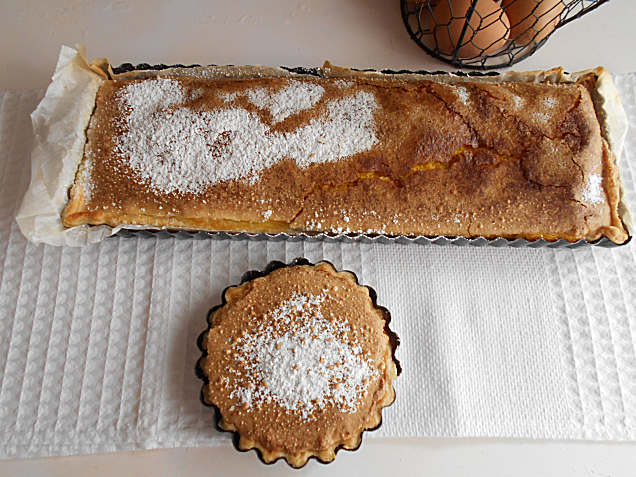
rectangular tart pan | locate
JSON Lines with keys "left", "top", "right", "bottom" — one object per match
{"left": 108, "top": 63, "right": 631, "bottom": 249}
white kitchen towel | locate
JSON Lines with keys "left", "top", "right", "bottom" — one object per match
{"left": 0, "top": 73, "right": 635, "bottom": 459}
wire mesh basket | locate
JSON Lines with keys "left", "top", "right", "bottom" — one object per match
{"left": 401, "top": 0, "right": 609, "bottom": 69}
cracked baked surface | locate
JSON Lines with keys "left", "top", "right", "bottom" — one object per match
{"left": 62, "top": 73, "right": 628, "bottom": 243}
{"left": 200, "top": 262, "right": 398, "bottom": 467}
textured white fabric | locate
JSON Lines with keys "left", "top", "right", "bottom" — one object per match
{"left": 543, "top": 73, "right": 636, "bottom": 441}
{"left": 0, "top": 74, "right": 635, "bottom": 459}
{"left": 373, "top": 246, "right": 570, "bottom": 439}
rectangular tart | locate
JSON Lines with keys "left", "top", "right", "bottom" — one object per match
{"left": 61, "top": 66, "right": 629, "bottom": 244}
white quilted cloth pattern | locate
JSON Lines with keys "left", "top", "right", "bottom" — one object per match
{"left": 544, "top": 74, "right": 636, "bottom": 440}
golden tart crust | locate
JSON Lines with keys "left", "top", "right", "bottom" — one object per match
{"left": 196, "top": 259, "right": 400, "bottom": 468}
{"left": 62, "top": 73, "right": 629, "bottom": 244}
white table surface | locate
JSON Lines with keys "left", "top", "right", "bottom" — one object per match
{"left": 1, "top": 1, "right": 636, "bottom": 475}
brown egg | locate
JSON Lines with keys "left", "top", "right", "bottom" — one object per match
{"left": 502, "top": 0, "right": 565, "bottom": 46}
{"left": 404, "top": 0, "right": 440, "bottom": 13}
{"left": 405, "top": 0, "right": 440, "bottom": 6}
{"left": 431, "top": 0, "right": 510, "bottom": 58}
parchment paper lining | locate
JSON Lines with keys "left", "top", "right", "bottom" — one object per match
{"left": 15, "top": 45, "right": 631, "bottom": 247}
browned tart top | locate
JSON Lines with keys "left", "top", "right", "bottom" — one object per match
{"left": 63, "top": 73, "right": 628, "bottom": 243}
{"left": 200, "top": 262, "right": 398, "bottom": 466}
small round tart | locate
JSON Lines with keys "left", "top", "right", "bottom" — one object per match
{"left": 196, "top": 259, "right": 400, "bottom": 468}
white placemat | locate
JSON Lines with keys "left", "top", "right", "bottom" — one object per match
{"left": 0, "top": 74, "right": 635, "bottom": 459}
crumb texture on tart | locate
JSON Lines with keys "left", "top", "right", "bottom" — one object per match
{"left": 200, "top": 262, "right": 398, "bottom": 467}
{"left": 62, "top": 74, "right": 628, "bottom": 244}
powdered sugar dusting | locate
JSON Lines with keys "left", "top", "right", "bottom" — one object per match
{"left": 79, "top": 156, "right": 94, "bottom": 202}
{"left": 543, "top": 97, "right": 557, "bottom": 109}
{"left": 220, "top": 91, "right": 240, "bottom": 103}
{"left": 115, "top": 77, "right": 379, "bottom": 195}
{"left": 335, "top": 80, "right": 355, "bottom": 89}
{"left": 451, "top": 85, "right": 470, "bottom": 105}
{"left": 245, "top": 80, "right": 325, "bottom": 123}
{"left": 512, "top": 95, "right": 525, "bottom": 109}
{"left": 118, "top": 77, "right": 185, "bottom": 112}
{"left": 228, "top": 292, "right": 377, "bottom": 420}
{"left": 581, "top": 173, "right": 605, "bottom": 205}
{"left": 533, "top": 111, "right": 550, "bottom": 124}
